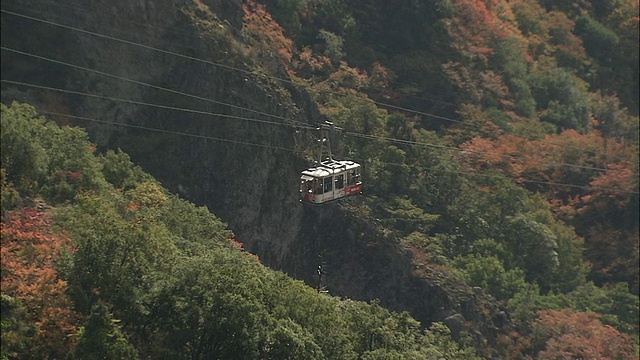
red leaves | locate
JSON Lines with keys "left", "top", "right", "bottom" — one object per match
{"left": 460, "top": 129, "right": 638, "bottom": 288}
{"left": 228, "top": 237, "right": 260, "bottom": 262}
{"left": 535, "top": 309, "right": 636, "bottom": 360}
{"left": 1, "top": 208, "right": 79, "bottom": 357}
{"left": 460, "top": 133, "right": 548, "bottom": 181}
{"left": 230, "top": 237, "right": 245, "bottom": 251}
{"left": 460, "top": 129, "right": 636, "bottom": 198}
{"left": 447, "top": 0, "right": 525, "bottom": 62}
{"left": 66, "top": 171, "right": 84, "bottom": 182}
{"left": 589, "top": 163, "right": 637, "bottom": 197}
{"left": 243, "top": 0, "right": 294, "bottom": 67}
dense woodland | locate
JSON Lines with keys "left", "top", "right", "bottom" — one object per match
{"left": 1, "top": 0, "right": 639, "bottom": 359}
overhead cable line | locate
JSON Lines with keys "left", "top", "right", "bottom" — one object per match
{"left": 2, "top": 63, "right": 633, "bottom": 178}
{"left": 33, "top": 110, "right": 640, "bottom": 195}
{"left": 1, "top": 8, "right": 477, "bottom": 112}
{"left": 1, "top": 8, "right": 629, "bottom": 161}
{"left": 0, "top": 79, "right": 314, "bottom": 129}
{"left": 0, "top": 9, "right": 258, "bottom": 79}
{"left": 0, "top": 46, "right": 311, "bottom": 129}
{"left": 378, "top": 160, "right": 640, "bottom": 195}
{"left": 38, "top": 110, "right": 293, "bottom": 152}
{"left": 1, "top": 47, "right": 636, "bottom": 178}
{"left": 0, "top": 6, "right": 461, "bottom": 109}
{"left": 2, "top": 2, "right": 200, "bottom": 43}
{"left": 344, "top": 131, "right": 639, "bottom": 176}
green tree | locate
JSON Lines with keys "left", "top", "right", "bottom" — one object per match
{"left": 511, "top": 0, "right": 548, "bottom": 37}
{"left": 263, "top": 318, "right": 323, "bottom": 360}
{"left": 263, "top": 0, "right": 306, "bottom": 37}
{"left": 491, "top": 39, "right": 537, "bottom": 118}
{"left": 501, "top": 214, "right": 559, "bottom": 291}
{"left": 317, "top": 29, "right": 345, "bottom": 64}
{"left": 507, "top": 283, "right": 570, "bottom": 325}
{"left": 159, "top": 194, "right": 233, "bottom": 250}
{"left": 529, "top": 63, "right": 591, "bottom": 132}
{"left": 0, "top": 101, "right": 106, "bottom": 204}
{"left": 311, "top": 0, "right": 355, "bottom": 36}
{"left": 566, "top": 282, "right": 640, "bottom": 335}
{"left": 0, "top": 169, "right": 20, "bottom": 216}
{"left": 0, "top": 102, "right": 48, "bottom": 195}
{"left": 147, "top": 251, "right": 269, "bottom": 359}
{"left": 407, "top": 129, "right": 468, "bottom": 216}
{"left": 0, "top": 294, "right": 34, "bottom": 360}
{"left": 445, "top": 174, "right": 586, "bottom": 294}
{"left": 575, "top": 14, "right": 619, "bottom": 63}
{"left": 454, "top": 254, "right": 527, "bottom": 301}
{"left": 38, "top": 124, "right": 105, "bottom": 202}
{"left": 420, "top": 322, "right": 482, "bottom": 359}
{"left": 58, "top": 191, "right": 177, "bottom": 321}
{"left": 99, "top": 149, "right": 149, "bottom": 190}
{"left": 379, "top": 196, "right": 439, "bottom": 236}
{"left": 69, "top": 303, "right": 137, "bottom": 360}
{"left": 591, "top": 93, "right": 638, "bottom": 140}
{"left": 604, "top": 0, "right": 639, "bottom": 113}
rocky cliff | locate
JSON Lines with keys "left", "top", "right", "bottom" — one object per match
{"left": 1, "top": 0, "right": 509, "bottom": 355}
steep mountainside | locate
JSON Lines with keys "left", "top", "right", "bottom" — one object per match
{"left": 1, "top": 0, "right": 508, "bottom": 345}
{"left": 2, "top": 0, "right": 638, "bottom": 358}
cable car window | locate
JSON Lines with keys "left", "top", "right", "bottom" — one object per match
{"left": 302, "top": 179, "right": 313, "bottom": 193}
{"left": 335, "top": 174, "right": 344, "bottom": 189}
{"left": 323, "top": 177, "right": 333, "bottom": 192}
{"left": 347, "top": 170, "right": 357, "bottom": 185}
{"left": 314, "top": 178, "right": 323, "bottom": 194}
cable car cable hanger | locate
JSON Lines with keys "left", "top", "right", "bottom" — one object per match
{"left": 299, "top": 121, "right": 363, "bottom": 204}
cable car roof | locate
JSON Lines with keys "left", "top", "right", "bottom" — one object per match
{"left": 301, "top": 160, "right": 360, "bottom": 178}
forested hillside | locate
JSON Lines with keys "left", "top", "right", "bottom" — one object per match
{"left": 1, "top": 0, "right": 638, "bottom": 359}
{"left": 2, "top": 102, "right": 483, "bottom": 359}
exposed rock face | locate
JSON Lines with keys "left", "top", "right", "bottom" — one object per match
{"left": 3, "top": 0, "right": 312, "bottom": 266}
{"left": 1, "top": 0, "right": 508, "bottom": 356}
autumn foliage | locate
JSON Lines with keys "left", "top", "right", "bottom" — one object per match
{"left": 244, "top": 0, "right": 294, "bottom": 70}
{"left": 1, "top": 207, "right": 79, "bottom": 358}
{"left": 1, "top": 0, "right": 639, "bottom": 357}
{"left": 533, "top": 309, "right": 636, "bottom": 360}
{"left": 459, "top": 127, "right": 638, "bottom": 290}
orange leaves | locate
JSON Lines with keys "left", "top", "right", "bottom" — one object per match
{"left": 460, "top": 130, "right": 638, "bottom": 290}
{"left": 296, "top": 47, "right": 332, "bottom": 75}
{"left": 66, "top": 170, "right": 84, "bottom": 182}
{"left": 229, "top": 237, "right": 245, "bottom": 251}
{"left": 534, "top": 309, "right": 636, "bottom": 360}
{"left": 243, "top": 0, "right": 294, "bottom": 68}
{"left": 460, "top": 133, "right": 548, "bottom": 181}
{"left": 228, "top": 237, "right": 260, "bottom": 262}
{"left": 454, "top": 0, "right": 495, "bottom": 35}
{"left": 447, "top": 0, "right": 496, "bottom": 62}
{"left": 461, "top": 136, "right": 505, "bottom": 166}
{"left": 447, "top": 0, "right": 526, "bottom": 62}
{"left": 2, "top": 209, "right": 61, "bottom": 275}
{"left": 589, "top": 163, "right": 637, "bottom": 196}
{"left": 1, "top": 207, "right": 79, "bottom": 357}
{"left": 460, "top": 128, "right": 636, "bottom": 197}
{"left": 326, "top": 63, "right": 371, "bottom": 93}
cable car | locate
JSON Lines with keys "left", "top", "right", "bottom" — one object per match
{"left": 300, "top": 122, "right": 362, "bottom": 204}
{"left": 300, "top": 160, "right": 362, "bottom": 203}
